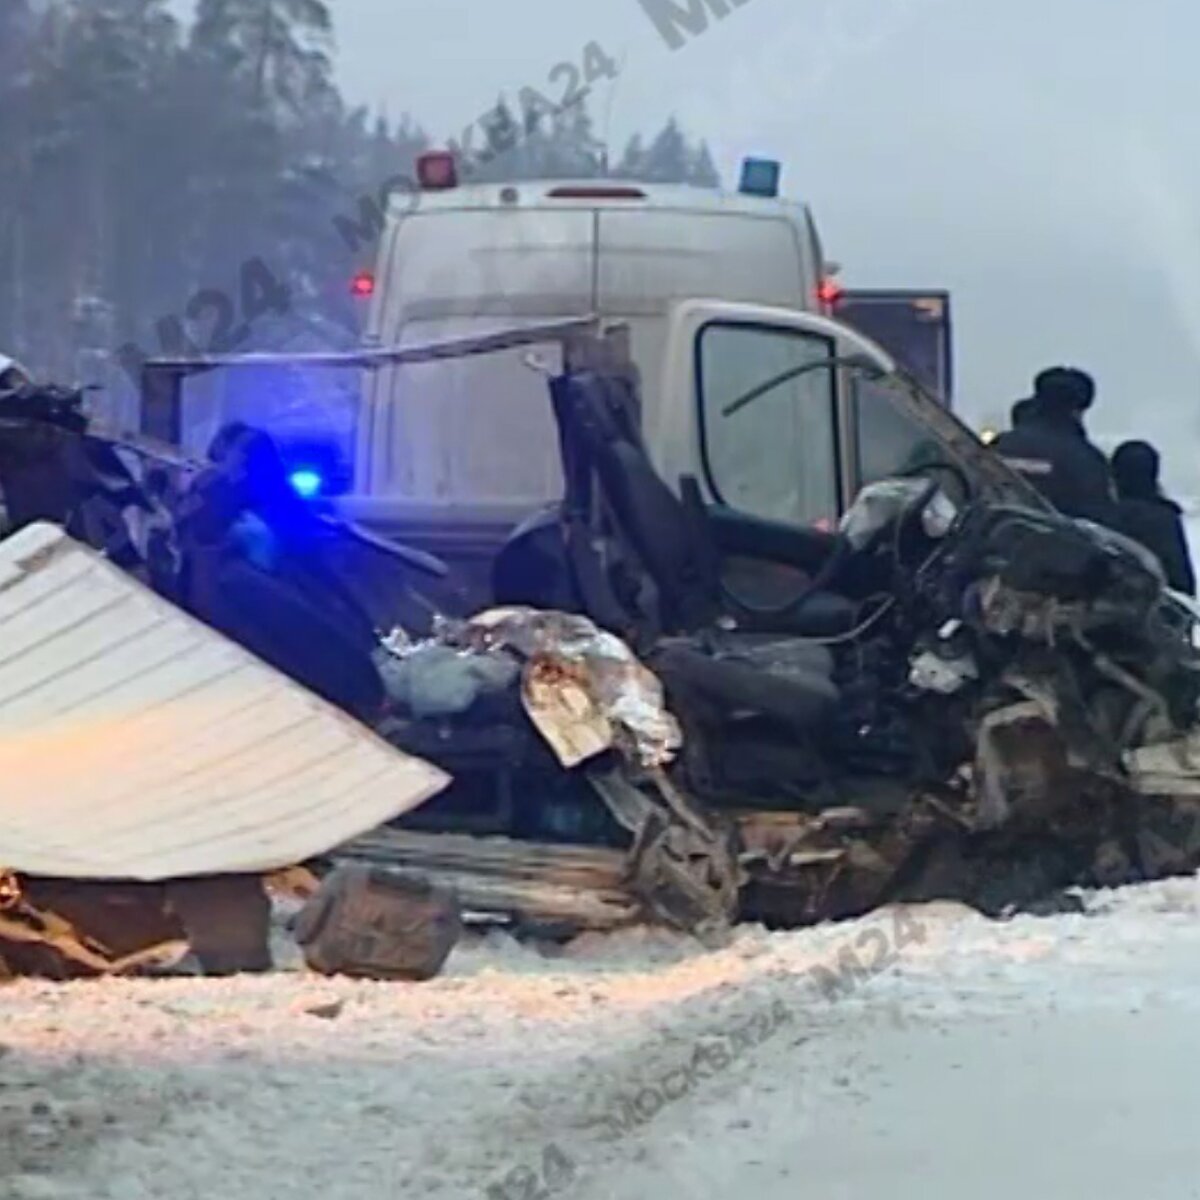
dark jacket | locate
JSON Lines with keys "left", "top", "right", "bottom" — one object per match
{"left": 1108, "top": 440, "right": 1196, "bottom": 595}
{"left": 991, "top": 410, "right": 1116, "bottom": 524}
{"left": 1112, "top": 494, "right": 1196, "bottom": 595}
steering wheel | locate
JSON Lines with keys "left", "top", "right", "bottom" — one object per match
{"left": 893, "top": 455, "right": 975, "bottom": 507}
{"left": 845, "top": 462, "right": 967, "bottom": 570}
{"left": 870, "top": 461, "right": 973, "bottom": 575}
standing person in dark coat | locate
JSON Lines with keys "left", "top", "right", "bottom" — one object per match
{"left": 1110, "top": 440, "right": 1196, "bottom": 595}
{"left": 991, "top": 367, "right": 1116, "bottom": 523}
{"left": 1010, "top": 397, "right": 1035, "bottom": 429}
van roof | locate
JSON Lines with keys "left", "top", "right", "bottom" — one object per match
{"left": 389, "top": 178, "right": 813, "bottom": 220}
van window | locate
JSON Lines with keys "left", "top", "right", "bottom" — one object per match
{"left": 852, "top": 377, "right": 944, "bottom": 487}
{"left": 596, "top": 211, "right": 808, "bottom": 315}
{"left": 697, "top": 323, "right": 839, "bottom": 527}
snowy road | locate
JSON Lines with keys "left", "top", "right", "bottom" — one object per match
{"left": 5, "top": 879, "right": 1200, "bottom": 1200}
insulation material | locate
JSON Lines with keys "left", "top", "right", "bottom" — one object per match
{"left": 0, "top": 523, "right": 449, "bottom": 880}
{"left": 464, "top": 607, "right": 682, "bottom": 769}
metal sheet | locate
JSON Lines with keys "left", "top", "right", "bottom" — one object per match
{"left": 0, "top": 523, "right": 450, "bottom": 880}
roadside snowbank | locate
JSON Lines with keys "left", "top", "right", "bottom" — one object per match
{"left": 4, "top": 878, "right": 1200, "bottom": 1199}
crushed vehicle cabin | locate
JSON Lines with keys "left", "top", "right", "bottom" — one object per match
{"left": 5, "top": 299, "right": 1200, "bottom": 972}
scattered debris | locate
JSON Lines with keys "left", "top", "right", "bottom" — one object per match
{"left": 293, "top": 864, "right": 463, "bottom": 982}
{"left": 298, "top": 998, "right": 346, "bottom": 1020}
{"left": 460, "top": 607, "right": 683, "bottom": 769}
{"left": 5, "top": 352, "right": 1200, "bottom": 978}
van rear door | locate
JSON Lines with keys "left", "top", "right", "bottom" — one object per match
{"left": 358, "top": 207, "right": 597, "bottom": 506}
{"left": 595, "top": 209, "right": 812, "bottom": 445}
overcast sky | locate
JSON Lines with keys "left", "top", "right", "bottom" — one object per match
{"left": 178, "top": 0, "right": 1199, "bottom": 485}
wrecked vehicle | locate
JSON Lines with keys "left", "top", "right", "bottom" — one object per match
{"left": 0, "top": 373, "right": 733, "bottom": 970}
{"left": 6, "top": 304, "right": 1200, "bottom": 961}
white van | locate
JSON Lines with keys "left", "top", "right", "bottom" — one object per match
{"left": 348, "top": 159, "right": 835, "bottom": 541}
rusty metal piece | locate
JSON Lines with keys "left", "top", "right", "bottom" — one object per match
{"left": 974, "top": 698, "right": 1063, "bottom": 829}
{"left": 294, "top": 864, "right": 462, "bottom": 981}
{"left": 266, "top": 866, "right": 322, "bottom": 901}
{"left": 586, "top": 765, "right": 740, "bottom": 937}
{"left": 0, "top": 896, "right": 187, "bottom": 977}
{"left": 625, "top": 811, "right": 741, "bottom": 944}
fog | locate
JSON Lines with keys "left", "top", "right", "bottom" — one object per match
{"left": 177, "top": 0, "right": 1200, "bottom": 488}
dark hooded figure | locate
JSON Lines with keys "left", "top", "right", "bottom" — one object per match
{"left": 1110, "top": 440, "right": 1196, "bottom": 595}
{"left": 991, "top": 367, "right": 1116, "bottom": 523}
{"left": 176, "top": 423, "right": 385, "bottom": 717}
{"left": 1010, "top": 397, "right": 1035, "bottom": 429}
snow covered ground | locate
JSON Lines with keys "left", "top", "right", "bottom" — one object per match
{"left": 4, "top": 518, "right": 1200, "bottom": 1199}
{"left": 5, "top": 879, "right": 1200, "bottom": 1200}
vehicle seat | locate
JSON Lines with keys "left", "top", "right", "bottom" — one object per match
{"left": 551, "top": 370, "right": 857, "bottom": 641}
{"left": 651, "top": 636, "right": 839, "bottom": 731}
{"left": 548, "top": 370, "right": 856, "bottom": 732}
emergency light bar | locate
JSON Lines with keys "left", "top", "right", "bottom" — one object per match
{"left": 817, "top": 278, "right": 844, "bottom": 306}
{"left": 289, "top": 468, "right": 324, "bottom": 498}
{"left": 739, "top": 157, "right": 781, "bottom": 198}
{"left": 417, "top": 150, "right": 458, "bottom": 190}
{"left": 278, "top": 438, "right": 351, "bottom": 500}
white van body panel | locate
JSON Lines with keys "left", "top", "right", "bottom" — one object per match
{"left": 354, "top": 182, "right": 824, "bottom": 521}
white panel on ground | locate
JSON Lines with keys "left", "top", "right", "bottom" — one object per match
{"left": 0, "top": 523, "right": 449, "bottom": 880}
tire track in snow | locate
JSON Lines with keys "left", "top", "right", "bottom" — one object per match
{"left": 460, "top": 910, "right": 933, "bottom": 1197}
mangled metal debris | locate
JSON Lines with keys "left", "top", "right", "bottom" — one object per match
{"left": 0, "top": 524, "right": 454, "bottom": 980}
{"left": 451, "top": 606, "right": 682, "bottom": 769}
{"left": 369, "top": 606, "right": 738, "bottom": 940}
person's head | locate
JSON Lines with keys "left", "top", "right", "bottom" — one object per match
{"left": 1033, "top": 366, "right": 1095, "bottom": 421}
{"left": 0, "top": 354, "right": 32, "bottom": 399}
{"left": 1111, "top": 439, "right": 1162, "bottom": 501}
{"left": 207, "top": 421, "right": 253, "bottom": 465}
{"left": 1011, "top": 398, "right": 1035, "bottom": 428}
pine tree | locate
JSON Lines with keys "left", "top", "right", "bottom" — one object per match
{"left": 614, "top": 122, "right": 721, "bottom": 187}
{"left": 614, "top": 134, "right": 647, "bottom": 180}
{"left": 0, "top": 0, "right": 719, "bottom": 382}
{"left": 471, "top": 97, "right": 521, "bottom": 181}
{"left": 191, "top": 0, "right": 333, "bottom": 120}
{"left": 540, "top": 101, "right": 603, "bottom": 180}
{"left": 0, "top": 0, "right": 36, "bottom": 366}
{"left": 689, "top": 140, "right": 721, "bottom": 188}
{"left": 640, "top": 117, "right": 691, "bottom": 184}
{"left": 0, "top": 0, "right": 35, "bottom": 81}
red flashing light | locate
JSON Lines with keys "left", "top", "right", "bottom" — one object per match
{"left": 817, "top": 277, "right": 844, "bottom": 307}
{"left": 351, "top": 271, "right": 375, "bottom": 297}
{"left": 417, "top": 150, "right": 458, "bottom": 190}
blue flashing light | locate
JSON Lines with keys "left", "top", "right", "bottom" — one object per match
{"left": 739, "top": 157, "right": 781, "bottom": 198}
{"left": 288, "top": 468, "right": 324, "bottom": 499}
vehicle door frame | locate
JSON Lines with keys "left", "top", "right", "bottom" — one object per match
{"left": 655, "top": 298, "right": 898, "bottom": 521}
